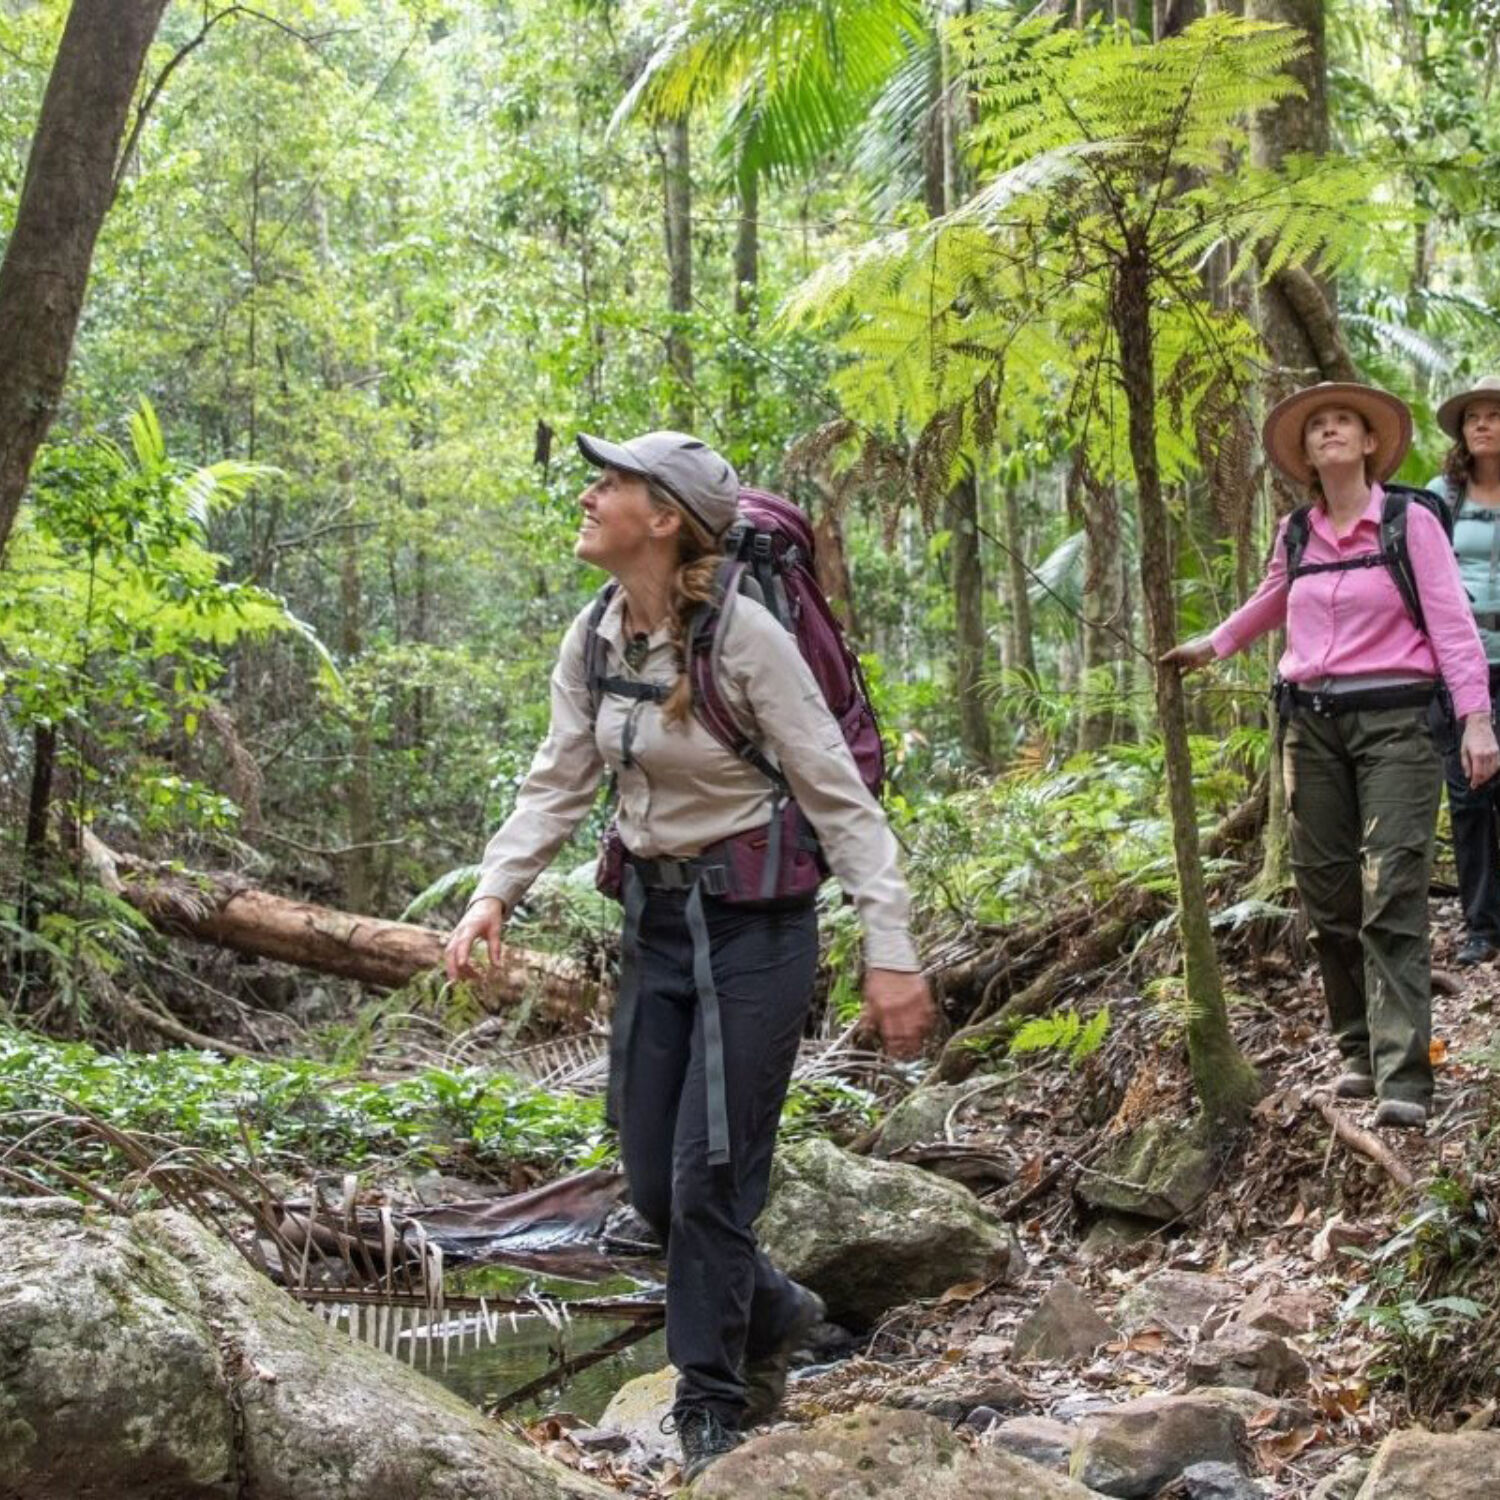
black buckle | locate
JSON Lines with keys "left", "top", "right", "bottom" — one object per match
{"left": 752, "top": 532, "right": 773, "bottom": 562}
{"left": 699, "top": 865, "right": 730, "bottom": 897}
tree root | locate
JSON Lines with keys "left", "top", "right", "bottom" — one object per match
{"left": 933, "top": 888, "right": 1162, "bottom": 1083}
{"left": 1314, "top": 1096, "right": 1416, "bottom": 1190}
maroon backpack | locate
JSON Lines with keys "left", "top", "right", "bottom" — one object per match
{"left": 587, "top": 488, "right": 884, "bottom": 904}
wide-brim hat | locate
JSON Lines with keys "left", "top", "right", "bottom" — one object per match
{"left": 1262, "top": 382, "right": 1412, "bottom": 487}
{"left": 1437, "top": 376, "right": 1500, "bottom": 440}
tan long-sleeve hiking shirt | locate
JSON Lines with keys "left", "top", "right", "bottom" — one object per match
{"left": 469, "top": 587, "right": 920, "bottom": 971}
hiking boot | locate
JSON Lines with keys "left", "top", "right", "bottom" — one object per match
{"left": 1333, "top": 1069, "right": 1375, "bottom": 1100}
{"left": 742, "top": 1283, "right": 826, "bottom": 1427}
{"left": 1456, "top": 934, "right": 1498, "bottom": 966}
{"left": 1374, "top": 1099, "right": 1428, "bottom": 1131}
{"left": 668, "top": 1406, "right": 741, "bottom": 1484}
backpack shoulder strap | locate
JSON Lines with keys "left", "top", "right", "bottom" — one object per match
{"left": 1378, "top": 487, "right": 1427, "bottom": 632}
{"left": 1283, "top": 505, "right": 1313, "bottom": 578}
{"left": 687, "top": 568, "right": 787, "bottom": 788}
{"left": 582, "top": 582, "right": 618, "bottom": 722}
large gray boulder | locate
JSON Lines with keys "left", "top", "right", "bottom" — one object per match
{"left": 757, "top": 1138, "right": 1010, "bottom": 1328}
{"left": 1354, "top": 1429, "right": 1500, "bottom": 1498}
{"left": 0, "top": 1197, "right": 606, "bottom": 1500}
{"left": 1117, "top": 1269, "right": 1240, "bottom": 1339}
{"left": 871, "top": 1084, "right": 983, "bottom": 1156}
{"left": 692, "top": 1407, "right": 1106, "bottom": 1499}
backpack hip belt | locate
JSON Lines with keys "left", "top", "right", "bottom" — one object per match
{"left": 1276, "top": 680, "right": 1437, "bottom": 719}
{"left": 595, "top": 797, "right": 825, "bottom": 906}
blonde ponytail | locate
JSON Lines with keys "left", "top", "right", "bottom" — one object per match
{"left": 645, "top": 481, "right": 724, "bottom": 726}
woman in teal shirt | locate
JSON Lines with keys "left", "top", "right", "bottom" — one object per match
{"left": 1431, "top": 376, "right": 1500, "bottom": 963}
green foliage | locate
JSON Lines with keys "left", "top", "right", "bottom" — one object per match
{"left": 613, "top": 0, "right": 930, "bottom": 182}
{"left": 0, "top": 402, "right": 331, "bottom": 855}
{"left": 782, "top": 14, "right": 1376, "bottom": 511}
{"left": 900, "top": 735, "right": 1255, "bottom": 932}
{"left": 1009, "top": 1005, "right": 1109, "bottom": 1070}
{"left": 0, "top": 1021, "right": 610, "bottom": 1180}
{"left": 777, "top": 1076, "right": 878, "bottom": 1142}
{"left": 1341, "top": 1175, "right": 1497, "bottom": 1411}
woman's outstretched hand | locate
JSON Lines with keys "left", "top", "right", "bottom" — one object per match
{"left": 444, "top": 897, "right": 507, "bottom": 983}
{"left": 1462, "top": 714, "right": 1500, "bottom": 788}
{"left": 1159, "top": 636, "right": 1216, "bottom": 673}
{"left": 862, "top": 968, "right": 937, "bottom": 1060}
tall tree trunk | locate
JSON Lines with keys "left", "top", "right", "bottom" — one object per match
{"left": 20, "top": 723, "right": 57, "bottom": 939}
{"left": 730, "top": 159, "right": 759, "bottom": 435}
{"left": 1113, "top": 246, "right": 1260, "bottom": 1128}
{"left": 339, "top": 459, "right": 374, "bottom": 916}
{"left": 1001, "top": 478, "right": 1037, "bottom": 681}
{"left": 948, "top": 473, "right": 993, "bottom": 763}
{"left": 0, "top": 0, "right": 171, "bottom": 561}
{"left": 1078, "top": 460, "right": 1128, "bottom": 750}
{"left": 1247, "top": 0, "right": 1337, "bottom": 414}
{"left": 927, "top": 12, "right": 992, "bottom": 763}
{"left": 663, "top": 118, "right": 694, "bottom": 429}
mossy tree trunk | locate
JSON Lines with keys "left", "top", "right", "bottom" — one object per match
{"left": 1113, "top": 244, "right": 1261, "bottom": 1129}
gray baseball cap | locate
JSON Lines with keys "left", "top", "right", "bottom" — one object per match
{"left": 576, "top": 430, "right": 741, "bottom": 538}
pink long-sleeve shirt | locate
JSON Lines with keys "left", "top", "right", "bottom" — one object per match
{"left": 1210, "top": 485, "right": 1491, "bottom": 720}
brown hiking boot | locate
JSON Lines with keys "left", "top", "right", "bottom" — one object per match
{"left": 742, "top": 1283, "right": 825, "bottom": 1427}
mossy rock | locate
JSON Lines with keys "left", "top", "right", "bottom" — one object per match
{"left": 0, "top": 1197, "right": 607, "bottom": 1499}
{"left": 757, "top": 1138, "right": 1009, "bottom": 1329}
{"left": 1075, "top": 1117, "right": 1216, "bottom": 1224}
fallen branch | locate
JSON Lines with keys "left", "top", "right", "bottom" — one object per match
{"left": 110, "top": 988, "right": 268, "bottom": 1061}
{"left": 1314, "top": 1096, "right": 1416, "bottom": 1190}
{"left": 487, "top": 1317, "right": 663, "bottom": 1417}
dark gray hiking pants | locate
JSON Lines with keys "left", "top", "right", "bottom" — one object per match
{"left": 1283, "top": 704, "right": 1441, "bottom": 1105}
{"left": 613, "top": 882, "right": 817, "bottom": 1424}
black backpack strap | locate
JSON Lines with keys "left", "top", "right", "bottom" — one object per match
{"left": 1283, "top": 505, "right": 1313, "bottom": 579}
{"left": 1379, "top": 488, "right": 1425, "bottom": 633}
{"left": 582, "top": 581, "right": 619, "bottom": 722}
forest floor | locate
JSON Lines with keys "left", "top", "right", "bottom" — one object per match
{"left": 507, "top": 896, "right": 1500, "bottom": 1498}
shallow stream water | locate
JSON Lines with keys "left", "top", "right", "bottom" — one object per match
{"left": 418, "top": 1262, "right": 667, "bottom": 1422}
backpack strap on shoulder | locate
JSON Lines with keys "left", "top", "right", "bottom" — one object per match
{"left": 583, "top": 581, "right": 619, "bottom": 722}
{"left": 1379, "top": 488, "right": 1426, "bottom": 632}
{"left": 1283, "top": 505, "right": 1313, "bottom": 580}
{"left": 686, "top": 575, "right": 787, "bottom": 789}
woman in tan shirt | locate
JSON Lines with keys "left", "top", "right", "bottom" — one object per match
{"left": 445, "top": 430, "right": 933, "bottom": 1480}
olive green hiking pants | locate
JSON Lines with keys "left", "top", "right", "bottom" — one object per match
{"left": 1282, "top": 704, "right": 1441, "bottom": 1106}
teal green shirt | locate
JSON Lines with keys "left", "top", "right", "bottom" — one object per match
{"left": 1431, "top": 474, "right": 1500, "bottom": 664}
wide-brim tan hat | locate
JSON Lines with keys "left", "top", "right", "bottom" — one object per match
{"left": 1263, "top": 381, "right": 1412, "bottom": 487}
{"left": 1437, "top": 375, "right": 1500, "bottom": 439}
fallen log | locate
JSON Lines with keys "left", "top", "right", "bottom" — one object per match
{"left": 87, "top": 835, "right": 597, "bottom": 1021}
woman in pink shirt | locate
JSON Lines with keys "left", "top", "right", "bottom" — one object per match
{"left": 1165, "top": 382, "right": 1499, "bottom": 1130}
